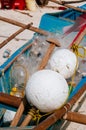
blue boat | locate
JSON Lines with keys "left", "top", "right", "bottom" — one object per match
{"left": 0, "top": 3, "right": 86, "bottom": 129}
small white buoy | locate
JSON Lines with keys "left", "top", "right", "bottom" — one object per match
{"left": 49, "top": 49, "right": 78, "bottom": 79}
{"left": 25, "top": 69, "right": 69, "bottom": 113}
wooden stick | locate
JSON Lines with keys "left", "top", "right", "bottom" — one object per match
{"left": 14, "top": 10, "right": 33, "bottom": 17}
{"left": 61, "top": 0, "right": 86, "bottom": 4}
{"left": 20, "top": 107, "right": 36, "bottom": 127}
{"left": 0, "top": 92, "right": 22, "bottom": 108}
{"left": 63, "top": 111, "right": 86, "bottom": 125}
{"left": 4, "top": 43, "right": 32, "bottom": 72}
{"left": 10, "top": 97, "right": 27, "bottom": 127}
{"left": 38, "top": 44, "right": 55, "bottom": 70}
{"left": 34, "top": 84, "right": 86, "bottom": 130}
{"left": 50, "top": 0, "right": 86, "bottom": 13}
{"left": 0, "top": 16, "right": 49, "bottom": 36}
{"left": 0, "top": 23, "right": 32, "bottom": 48}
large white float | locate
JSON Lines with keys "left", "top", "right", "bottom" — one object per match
{"left": 49, "top": 49, "right": 78, "bottom": 79}
{"left": 25, "top": 69, "right": 69, "bottom": 112}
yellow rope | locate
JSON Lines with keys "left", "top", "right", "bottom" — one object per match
{"left": 71, "top": 44, "right": 86, "bottom": 58}
{"left": 69, "top": 44, "right": 86, "bottom": 87}
{"left": 32, "top": 110, "right": 53, "bottom": 124}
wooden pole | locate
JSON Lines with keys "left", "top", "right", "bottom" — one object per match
{"left": 20, "top": 107, "right": 36, "bottom": 127}
{"left": 0, "top": 23, "right": 32, "bottom": 49}
{"left": 50, "top": 0, "right": 86, "bottom": 13}
{"left": 0, "top": 92, "right": 22, "bottom": 108}
{"left": 61, "top": 0, "right": 86, "bottom": 4}
{"left": 10, "top": 97, "right": 27, "bottom": 127}
{"left": 0, "top": 16, "right": 49, "bottom": 36}
{"left": 63, "top": 111, "right": 86, "bottom": 125}
{"left": 34, "top": 84, "right": 86, "bottom": 130}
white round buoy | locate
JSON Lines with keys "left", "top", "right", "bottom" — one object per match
{"left": 25, "top": 69, "right": 69, "bottom": 113}
{"left": 49, "top": 49, "right": 77, "bottom": 79}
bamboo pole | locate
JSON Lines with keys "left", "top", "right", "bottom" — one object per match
{"left": 0, "top": 92, "right": 22, "bottom": 108}
{"left": 63, "top": 111, "right": 86, "bottom": 125}
{"left": 34, "top": 84, "right": 86, "bottom": 130}
{"left": 20, "top": 107, "right": 36, "bottom": 127}
{"left": 0, "top": 23, "right": 32, "bottom": 49}
{"left": 50, "top": 0, "right": 86, "bottom": 13}
{"left": 0, "top": 16, "right": 58, "bottom": 48}
{"left": 0, "top": 16, "right": 49, "bottom": 36}
{"left": 10, "top": 97, "right": 27, "bottom": 127}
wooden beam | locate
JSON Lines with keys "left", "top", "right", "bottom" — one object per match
{"left": 0, "top": 92, "right": 22, "bottom": 108}
{"left": 63, "top": 111, "right": 86, "bottom": 125}
{"left": 0, "top": 16, "right": 49, "bottom": 36}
